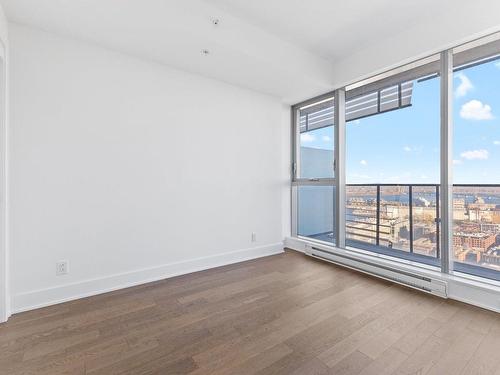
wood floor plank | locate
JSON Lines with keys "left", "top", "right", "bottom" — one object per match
{"left": 426, "top": 327, "right": 484, "bottom": 375}
{"left": 177, "top": 271, "right": 285, "bottom": 304}
{"left": 0, "top": 250, "right": 498, "bottom": 375}
{"left": 391, "top": 316, "right": 442, "bottom": 356}
{"left": 327, "top": 350, "right": 373, "bottom": 375}
{"left": 391, "top": 334, "right": 452, "bottom": 375}
{"left": 190, "top": 279, "right": 382, "bottom": 374}
{"left": 23, "top": 330, "right": 100, "bottom": 361}
{"left": 288, "top": 357, "right": 331, "bottom": 375}
{"left": 433, "top": 305, "right": 476, "bottom": 341}
{"left": 358, "top": 347, "right": 408, "bottom": 375}
{"left": 460, "top": 320, "right": 500, "bottom": 375}
{"left": 214, "top": 343, "right": 294, "bottom": 375}
{"left": 256, "top": 350, "right": 320, "bottom": 375}
{"left": 317, "top": 291, "right": 419, "bottom": 367}
{"left": 357, "top": 296, "right": 439, "bottom": 359}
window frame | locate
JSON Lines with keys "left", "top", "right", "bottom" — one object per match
{"left": 290, "top": 31, "right": 500, "bottom": 282}
{"left": 291, "top": 91, "right": 342, "bottom": 247}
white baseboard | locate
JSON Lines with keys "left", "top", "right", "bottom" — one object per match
{"left": 285, "top": 237, "right": 500, "bottom": 313}
{"left": 11, "top": 243, "right": 284, "bottom": 315}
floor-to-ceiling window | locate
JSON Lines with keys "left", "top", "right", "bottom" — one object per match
{"left": 452, "top": 38, "right": 500, "bottom": 281}
{"left": 291, "top": 32, "right": 500, "bottom": 283}
{"left": 294, "top": 97, "right": 336, "bottom": 244}
{"left": 344, "top": 57, "right": 441, "bottom": 266}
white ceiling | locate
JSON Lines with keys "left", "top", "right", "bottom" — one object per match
{"left": 2, "top": 0, "right": 500, "bottom": 103}
{"left": 204, "top": 0, "right": 437, "bottom": 61}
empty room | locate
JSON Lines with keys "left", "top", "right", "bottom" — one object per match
{"left": 0, "top": 0, "right": 499, "bottom": 374}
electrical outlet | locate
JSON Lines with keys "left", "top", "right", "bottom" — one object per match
{"left": 251, "top": 232, "right": 257, "bottom": 242}
{"left": 56, "top": 261, "right": 68, "bottom": 276}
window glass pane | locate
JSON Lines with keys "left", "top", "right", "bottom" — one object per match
{"left": 412, "top": 186, "right": 439, "bottom": 257}
{"left": 346, "top": 186, "right": 378, "bottom": 247}
{"left": 345, "top": 58, "right": 440, "bottom": 266}
{"left": 453, "top": 48, "right": 500, "bottom": 280}
{"left": 453, "top": 187, "right": 500, "bottom": 278}
{"left": 298, "top": 185, "right": 335, "bottom": 244}
{"left": 379, "top": 186, "right": 410, "bottom": 252}
{"left": 298, "top": 98, "right": 334, "bottom": 179}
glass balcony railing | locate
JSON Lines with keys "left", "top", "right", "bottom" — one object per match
{"left": 299, "top": 183, "right": 500, "bottom": 279}
{"left": 345, "top": 183, "right": 500, "bottom": 278}
{"left": 346, "top": 184, "right": 440, "bottom": 266}
{"left": 452, "top": 184, "right": 500, "bottom": 281}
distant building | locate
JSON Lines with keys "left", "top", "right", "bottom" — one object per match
{"left": 453, "top": 198, "right": 466, "bottom": 220}
{"left": 479, "top": 223, "right": 500, "bottom": 234}
{"left": 492, "top": 209, "right": 500, "bottom": 224}
{"left": 453, "top": 232, "right": 497, "bottom": 252}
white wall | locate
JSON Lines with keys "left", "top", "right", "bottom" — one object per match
{"left": 9, "top": 23, "right": 284, "bottom": 312}
{"left": 331, "top": 2, "right": 500, "bottom": 88}
{"left": 0, "top": 4, "right": 8, "bottom": 322}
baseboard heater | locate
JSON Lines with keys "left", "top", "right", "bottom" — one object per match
{"left": 306, "top": 246, "right": 448, "bottom": 298}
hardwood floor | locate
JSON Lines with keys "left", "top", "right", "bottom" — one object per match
{"left": 1, "top": 250, "right": 499, "bottom": 375}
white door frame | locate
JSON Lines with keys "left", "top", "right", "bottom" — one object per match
{"left": 0, "top": 40, "right": 8, "bottom": 323}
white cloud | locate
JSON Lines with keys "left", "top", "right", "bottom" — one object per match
{"left": 403, "top": 145, "right": 423, "bottom": 153}
{"left": 455, "top": 72, "right": 473, "bottom": 97}
{"left": 496, "top": 61, "right": 500, "bottom": 69}
{"left": 460, "top": 100, "right": 493, "bottom": 120}
{"left": 460, "top": 149, "right": 489, "bottom": 160}
{"left": 322, "top": 135, "right": 331, "bottom": 142}
{"left": 453, "top": 159, "right": 463, "bottom": 165}
{"left": 360, "top": 159, "right": 368, "bottom": 166}
{"left": 353, "top": 120, "right": 361, "bottom": 125}
{"left": 300, "top": 133, "right": 315, "bottom": 142}
{"left": 494, "top": 140, "right": 500, "bottom": 145}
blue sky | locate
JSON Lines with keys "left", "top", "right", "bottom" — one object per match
{"left": 300, "top": 59, "right": 500, "bottom": 184}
